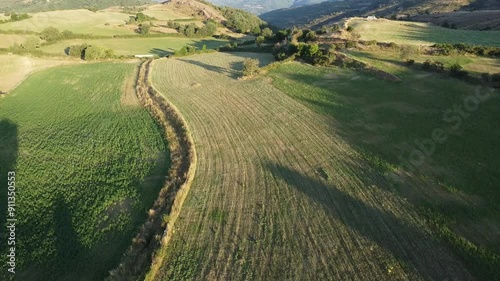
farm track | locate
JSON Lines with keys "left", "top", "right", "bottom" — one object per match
{"left": 148, "top": 53, "right": 475, "bottom": 280}
{"left": 108, "top": 60, "right": 196, "bottom": 281}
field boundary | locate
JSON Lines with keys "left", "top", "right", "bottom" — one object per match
{"left": 107, "top": 59, "right": 197, "bottom": 281}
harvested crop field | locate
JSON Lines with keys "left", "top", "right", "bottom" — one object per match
{"left": 147, "top": 52, "right": 474, "bottom": 280}
{"left": 0, "top": 54, "right": 79, "bottom": 93}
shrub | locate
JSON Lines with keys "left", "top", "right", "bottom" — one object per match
{"left": 255, "top": 36, "right": 265, "bottom": 46}
{"left": 345, "top": 41, "right": 357, "bottom": 49}
{"left": 406, "top": 59, "right": 415, "bottom": 66}
{"left": 83, "top": 45, "right": 114, "bottom": 60}
{"left": 423, "top": 59, "right": 444, "bottom": 72}
{"left": 68, "top": 43, "right": 88, "bottom": 59}
{"left": 40, "top": 27, "right": 61, "bottom": 42}
{"left": 313, "top": 53, "right": 336, "bottom": 66}
{"left": 387, "top": 42, "right": 399, "bottom": 49}
{"left": 242, "top": 58, "right": 260, "bottom": 77}
{"left": 346, "top": 26, "right": 354, "bottom": 32}
{"left": 449, "top": 63, "right": 468, "bottom": 78}
{"left": 138, "top": 23, "right": 150, "bottom": 35}
{"left": 261, "top": 27, "right": 273, "bottom": 38}
{"left": 364, "top": 40, "right": 377, "bottom": 46}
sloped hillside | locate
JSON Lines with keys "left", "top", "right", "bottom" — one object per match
{"left": 0, "top": 0, "right": 152, "bottom": 13}
{"left": 260, "top": 0, "right": 494, "bottom": 28}
{"left": 204, "top": 0, "right": 325, "bottom": 14}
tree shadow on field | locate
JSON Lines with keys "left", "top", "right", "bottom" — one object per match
{"left": 264, "top": 161, "right": 474, "bottom": 281}
{"left": 150, "top": 48, "right": 171, "bottom": 57}
{"left": 181, "top": 59, "right": 241, "bottom": 79}
{"left": 54, "top": 197, "right": 82, "bottom": 262}
{"left": 0, "top": 119, "right": 17, "bottom": 280}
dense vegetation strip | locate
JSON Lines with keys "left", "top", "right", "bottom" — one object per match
{"left": 108, "top": 59, "right": 196, "bottom": 281}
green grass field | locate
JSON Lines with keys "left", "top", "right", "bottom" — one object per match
{"left": 344, "top": 49, "right": 500, "bottom": 77}
{"left": 268, "top": 61, "right": 500, "bottom": 280}
{"left": 39, "top": 37, "right": 229, "bottom": 56}
{"left": 0, "top": 62, "right": 168, "bottom": 281}
{"left": 349, "top": 18, "right": 500, "bottom": 47}
{"left": 0, "top": 9, "right": 134, "bottom": 36}
{"left": 0, "top": 54, "right": 78, "bottom": 92}
{"left": 147, "top": 52, "right": 479, "bottom": 280}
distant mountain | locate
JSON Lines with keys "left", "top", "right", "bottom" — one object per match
{"left": 204, "top": 0, "right": 325, "bottom": 14}
{"left": 0, "top": 0, "right": 153, "bottom": 13}
{"left": 260, "top": 0, "right": 500, "bottom": 28}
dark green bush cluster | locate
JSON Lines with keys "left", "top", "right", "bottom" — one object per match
{"left": 290, "top": 29, "right": 316, "bottom": 43}
{"left": 127, "top": 12, "right": 155, "bottom": 24}
{"left": 273, "top": 42, "right": 336, "bottom": 66}
{"left": 432, "top": 43, "right": 500, "bottom": 57}
{"left": 242, "top": 58, "right": 260, "bottom": 77}
{"left": 422, "top": 59, "right": 445, "bottom": 72}
{"left": 0, "top": 12, "right": 30, "bottom": 23}
{"left": 406, "top": 59, "right": 415, "bottom": 66}
{"left": 173, "top": 44, "right": 213, "bottom": 57}
{"left": 449, "top": 63, "right": 468, "bottom": 78}
{"left": 39, "top": 27, "right": 81, "bottom": 42}
{"left": 67, "top": 44, "right": 114, "bottom": 60}
{"left": 166, "top": 20, "right": 217, "bottom": 37}
{"left": 220, "top": 7, "right": 264, "bottom": 33}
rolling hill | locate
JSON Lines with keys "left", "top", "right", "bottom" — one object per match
{"left": 0, "top": 0, "right": 152, "bottom": 13}
{"left": 204, "top": 0, "right": 326, "bottom": 14}
{"left": 260, "top": 0, "right": 500, "bottom": 28}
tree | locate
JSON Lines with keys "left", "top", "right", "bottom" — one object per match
{"left": 255, "top": 36, "right": 265, "bottom": 47}
{"left": 205, "top": 21, "right": 217, "bottom": 36}
{"left": 135, "top": 12, "right": 147, "bottom": 22}
{"left": 261, "top": 27, "right": 273, "bottom": 38}
{"left": 68, "top": 43, "right": 88, "bottom": 59}
{"left": 252, "top": 26, "right": 261, "bottom": 35}
{"left": 138, "top": 23, "right": 150, "bottom": 34}
{"left": 184, "top": 23, "right": 196, "bottom": 37}
{"left": 83, "top": 45, "right": 113, "bottom": 60}
{"left": 242, "top": 58, "right": 260, "bottom": 77}
{"left": 40, "top": 27, "right": 61, "bottom": 42}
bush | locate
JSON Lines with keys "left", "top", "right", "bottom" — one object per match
{"left": 422, "top": 59, "right": 444, "bottom": 72}
{"left": 313, "top": 53, "right": 336, "bottom": 66}
{"left": 138, "top": 23, "right": 150, "bottom": 35}
{"left": 255, "top": 36, "right": 265, "bottom": 47}
{"left": 68, "top": 43, "right": 88, "bottom": 59}
{"left": 261, "top": 27, "right": 273, "bottom": 38}
{"left": 40, "top": 27, "right": 61, "bottom": 42}
{"left": 83, "top": 45, "right": 114, "bottom": 60}
{"left": 406, "top": 59, "right": 415, "bottom": 66}
{"left": 242, "top": 58, "right": 260, "bottom": 77}
{"left": 450, "top": 63, "right": 468, "bottom": 78}
{"left": 346, "top": 26, "right": 354, "bottom": 32}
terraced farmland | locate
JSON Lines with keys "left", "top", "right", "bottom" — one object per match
{"left": 0, "top": 9, "right": 134, "bottom": 36}
{"left": 40, "top": 37, "right": 229, "bottom": 56}
{"left": 0, "top": 62, "right": 168, "bottom": 281}
{"left": 147, "top": 52, "right": 473, "bottom": 280}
